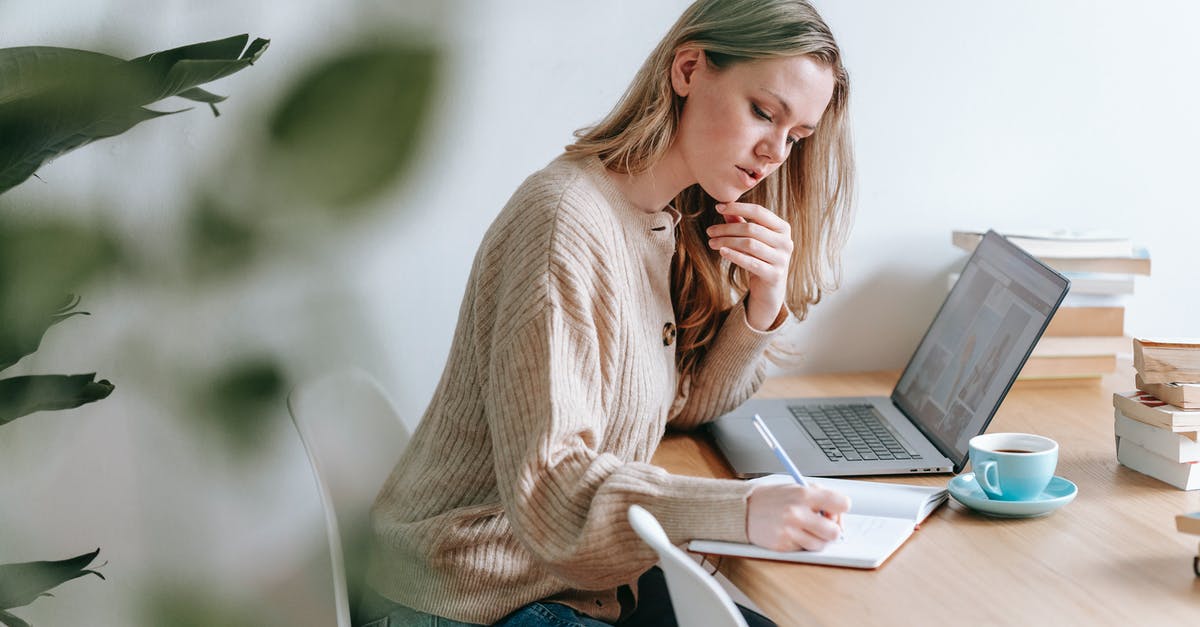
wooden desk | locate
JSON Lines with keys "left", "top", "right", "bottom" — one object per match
{"left": 652, "top": 368, "right": 1200, "bottom": 626}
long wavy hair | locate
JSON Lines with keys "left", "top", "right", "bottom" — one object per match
{"left": 566, "top": 0, "right": 855, "bottom": 380}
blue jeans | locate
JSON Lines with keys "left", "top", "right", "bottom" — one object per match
{"left": 357, "top": 567, "right": 775, "bottom": 626}
{"left": 357, "top": 599, "right": 608, "bottom": 627}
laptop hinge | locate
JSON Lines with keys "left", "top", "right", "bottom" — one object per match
{"left": 891, "top": 395, "right": 964, "bottom": 472}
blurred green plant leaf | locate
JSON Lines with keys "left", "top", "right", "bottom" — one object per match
{"left": 195, "top": 357, "right": 284, "bottom": 455}
{"left": 211, "top": 359, "right": 283, "bottom": 408}
{"left": 126, "top": 35, "right": 269, "bottom": 105}
{"left": 0, "top": 34, "right": 269, "bottom": 194}
{"left": 140, "top": 583, "right": 264, "bottom": 627}
{"left": 0, "top": 217, "right": 121, "bottom": 347}
{"left": 0, "top": 373, "right": 114, "bottom": 426}
{"left": 267, "top": 44, "right": 437, "bottom": 208}
{"left": 184, "top": 197, "right": 261, "bottom": 279}
{"left": 176, "top": 87, "right": 227, "bottom": 116}
{"left": 0, "top": 294, "right": 88, "bottom": 373}
{"left": 0, "top": 548, "right": 104, "bottom": 612}
{"left": 0, "top": 609, "right": 29, "bottom": 627}
{"left": 0, "top": 217, "right": 123, "bottom": 287}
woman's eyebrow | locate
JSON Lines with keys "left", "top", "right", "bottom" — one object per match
{"left": 760, "top": 87, "right": 816, "bottom": 131}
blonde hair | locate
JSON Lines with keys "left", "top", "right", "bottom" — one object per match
{"left": 566, "top": 0, "right": 855, "bottom": 379}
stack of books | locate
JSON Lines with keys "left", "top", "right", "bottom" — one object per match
{"left": 952, "top": 229, "right": 1149, "bottom": 381}
{"left": 1177, "top": 512, "right": 1200, "bottom": 577}
{"left": 1114, "top": 339, "right": 1200, "bottom": 490}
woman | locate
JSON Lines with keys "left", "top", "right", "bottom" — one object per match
{"left": 361, "top": 1, "right": 855, "bottom": 625}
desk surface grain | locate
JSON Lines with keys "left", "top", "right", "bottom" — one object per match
{"left": 651, "top": 367, "right": 1200, "bottom": 626}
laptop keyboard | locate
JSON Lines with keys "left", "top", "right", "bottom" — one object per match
{"left": 789, "top": 404, "right": 922, "bottom": 462}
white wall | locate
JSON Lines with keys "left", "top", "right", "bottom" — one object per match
{"left": 2, "top": 1, "right": 1198, "bottom": 625}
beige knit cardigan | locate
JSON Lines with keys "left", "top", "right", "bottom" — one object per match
{"left": 366, "top": 153, "right": 787, "bottom": 624}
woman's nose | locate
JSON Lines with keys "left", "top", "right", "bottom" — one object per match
{"left": 757, "top": 133, "right": 789, "bottom": 164}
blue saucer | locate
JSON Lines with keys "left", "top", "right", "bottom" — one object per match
{"left": 947, "top": 473, "right": 1078, "bottom": 518}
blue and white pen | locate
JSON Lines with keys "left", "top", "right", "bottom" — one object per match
{"left": 752, "top": 413, "right": 844, "bottom": 533}
{"left": 751, "top": 414, "right": 809, "bottom": 486}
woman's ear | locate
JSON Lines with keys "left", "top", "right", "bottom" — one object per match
{"left": 670, "top": 48, "right": 705, "bottom": 98}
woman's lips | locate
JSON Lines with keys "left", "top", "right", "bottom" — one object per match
{"left": 736, "top": 166, "right": 759, "bottom": 187}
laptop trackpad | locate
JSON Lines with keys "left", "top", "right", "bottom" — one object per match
{"left": 761, "top": 414, "right": 815, "bottom": 452}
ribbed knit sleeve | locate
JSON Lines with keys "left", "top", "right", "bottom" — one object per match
{"left": 486, "top": 266, "right": 753, "bottom": 591}
{"left": 668, "top": 299, "right": 790, "bottom": 430}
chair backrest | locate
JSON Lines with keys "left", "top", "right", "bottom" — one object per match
{"left": 287, "top": 369, "right": 410, "bottom": 627}
{"left": 627, "top": 505, "right": 749, "bottom": 627}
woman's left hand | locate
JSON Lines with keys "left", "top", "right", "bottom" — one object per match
{"left": 706, "top": 202, "right": 793, "bottom": 331}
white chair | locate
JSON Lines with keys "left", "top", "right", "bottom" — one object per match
{"left": 627, "top": 505, "right": 749, "bottom": 627}
{"left": 287, "top": 369, "right": 410, "bottom": 627}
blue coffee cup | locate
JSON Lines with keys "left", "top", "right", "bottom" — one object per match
{"left": 968, "top": 433, "right": 1058, "bottom": 501}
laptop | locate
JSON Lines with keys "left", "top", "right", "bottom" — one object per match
{"left": 709, "top": 230, "right": 1070, "bottom": 477}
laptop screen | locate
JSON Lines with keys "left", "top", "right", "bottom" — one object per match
{"left": 892, "top": 230, "right": 1069, "bottom": 467}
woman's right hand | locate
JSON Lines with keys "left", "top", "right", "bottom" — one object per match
{"left": 746, "top": 483, "right": 851, "bottom": 552}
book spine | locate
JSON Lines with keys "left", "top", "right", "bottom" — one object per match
{"left": 1019, "top": 355, "right": 1114, "bottom": 380}
{"left": 1136, "top": 375, "right": 1200, "bottom": 409}
{"left": 1114, "top": 409, "right": 1200, "bottom": 463}
{"left": 1116, "top": 437, "right": 1200, "bottom": 490}
{"left": 1112, "top": 391, "right": 1199, "bottom": 431}
{"left": 951, "top": 231, "right": 981, "bottom": 254}
{"left": 1043, "top": 306, "right": 1125, "bottom": 337}
{"left": 1060, "top": 292, "right": 1130, "bottom": 307}
{"left": 1062, "top": 272, "right": 1136, "bottom": 295}
{"left": 1007, "top": 238, "right": 1133, "bottom": 258}
{"left": 1114, "top": 392, "right": 1164, "bottom": 428}
{"left": 1178, "top": 512, "right": 1200, "bottom": 536}
{"left": 1137, "top": 340, "right": 1200, "bottom": 350}
{"left": 1137, "top": 370, "right": 1200, "bottom": 385}
{"left": 1038, "top": 252, "right": 1151, "bottom": 276}
{"left": 1134, "top": 340, "right": 1200, "bottom": 381}
{"left": 1140, "top": 350, "right": 1200, "bottom": 371}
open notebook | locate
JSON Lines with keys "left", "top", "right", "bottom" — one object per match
{"left": 688, "top": 475, "right": 948, "bottom": 569}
